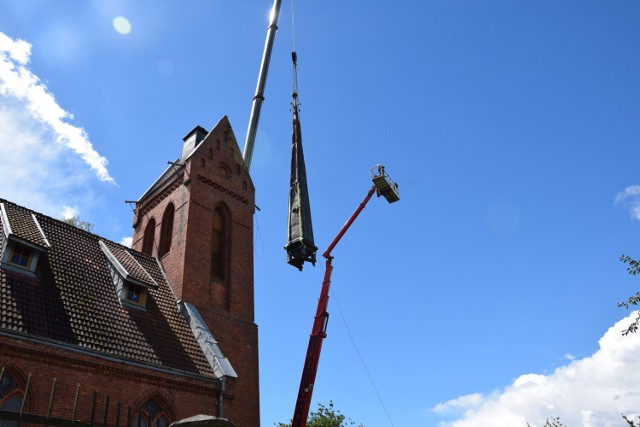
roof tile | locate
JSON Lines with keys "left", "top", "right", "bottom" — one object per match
{"left": 1, "top": 203, "right": 49, "bottom": 248}
{"left": 0, "top": 199, "right": 214, "bottom": 378}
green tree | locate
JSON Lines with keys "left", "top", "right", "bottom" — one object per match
{"left": 622, "top": 414, "right": 640, "bottom": 427}
{"left": 618, "top": 255, "right": 640, "bottom": 335}
{"left": 542, "top": 418, "right": 565, "bottom": 427}
{"left": 527, "top": 417, "right": 565, "bottom": 427}
{"left": 276, "top": 401, "right": 364, "bottom": 427}
{"left": 528, "top": 415, "right": 640, "bottom": 427}
{"left": 62, "top": 215, "right": 94, "bottom": 233}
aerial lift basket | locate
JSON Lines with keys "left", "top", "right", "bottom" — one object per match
{"left": 370, "top": 165, "right": 400, "bottom": 203}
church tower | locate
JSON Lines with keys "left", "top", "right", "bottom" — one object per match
{"left": 131, "top": 116, "right": 259, "bottom": 427}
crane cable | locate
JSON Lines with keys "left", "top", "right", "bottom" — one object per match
{"left": 291, "top": 0, "right": 297, "bottom": 53}
{"left": 330, "top": 288, "right": 396, "bottom": 427}
{"left": 290, "top": 0, "right": 299, "bottom": 107}
{"left": 289, "top": 1, "right": 392, "bottom": 423}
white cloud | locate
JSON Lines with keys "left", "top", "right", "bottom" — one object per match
{"left": 433, "top": 393, "right": 485, "bottom": 413}
{"left": 0, "top": 32, "right": 114, "bottom": 183}
{"left": 615, "top": 186, "right": 640, "bottom": 221}
{"left": 433, "top": 313, "right": 640, "bottom": 427}
{"left": 120, "top": 236, "right": 132, "bottom": 247}
{"left": 0, "top": 94, "right": 99, "bottom": 216}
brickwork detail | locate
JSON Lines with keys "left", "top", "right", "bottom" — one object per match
{"left": 138, "top": 177, "right": 184, "bottom": 219}
{"left": 197, "top": 175, "right": 249, "bottom": 205}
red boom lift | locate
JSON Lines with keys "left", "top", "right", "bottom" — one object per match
{"left": 291, "top": 165, "right": 400, "bottom": 427}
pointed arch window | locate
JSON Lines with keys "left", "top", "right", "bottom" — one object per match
{"left": 158, "top": 204, "right": 174, "bottom": 257}
{"left": 132, "top": 398, "right": 171, "bottom": 427}
{"left": 142, "top": 218, "right": 156, "bottom": 256}
{"left": 211, "top": 208, "right": 228, "bottom": 281}
{"left": 0, "top": 371, "right": 23, "bottom": 427}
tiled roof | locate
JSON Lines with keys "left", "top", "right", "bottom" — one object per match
{"left": 1, "top": 203, "right": 49, "bottom": 248}
{"left": 100, "top": 241, "right": 158, "bottom": 289}
{"left": 0, "top": 199, "right": 215, "bottom": 379}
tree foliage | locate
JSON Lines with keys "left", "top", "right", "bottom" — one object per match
{"left": 619, "top": 255, "right": 640, "bottom": 335}
{"left": 63, "top": 215, "right": 94, "bottom": 233}
{"left": 527, "top": 417, "right": 565, "bottom": 427}
{"left": 543, "top": 418, "right": 565, "bottom": 427}
{"left": 528, "top": 416, "right": 640, "bottom": 427}
{"left": 276, "top": 401, "right": 363, "bottom": 427}
{"left": 622, "top": 414, "right": 640, "bottom": 427}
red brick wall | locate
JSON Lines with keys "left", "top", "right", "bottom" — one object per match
{"left": 0, "top": 336, "right": 223, "bottom": 425}
{"left": 130, "top": 118, "right": 260, "bottom": 427}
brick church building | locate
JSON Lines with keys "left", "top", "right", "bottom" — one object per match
{"left": 0, "top": 117, "right": 260, "bottom": 427}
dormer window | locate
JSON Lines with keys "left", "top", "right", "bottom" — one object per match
{"left": 0, "top": 203, "right": 49, "bottom": 276}
{"left": 9, "top": 244, "right": 33, "bottom": 269}
{"left": 125, "top": 283, "right": 147, "bottom": 306}
{"left": 1, "top": 239, "right": 43, "bottom": 276}
{"left": 99, "top": 240, "right": 159, "bottom": 310}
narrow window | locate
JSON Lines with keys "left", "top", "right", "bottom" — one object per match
{"left": 134, "top": 399, "right": 171, "bottom": 427}
{"left": 0, "top": 371, "right": 23, "bottom": 427}
{"left": 210, "top": 209, "right": 226, "bottom": 281}
{"left": 158, "top": 204, "right": 174, "bottom": 257}
{"left": 142, "top": 219, "right": 156, "bottom": 256}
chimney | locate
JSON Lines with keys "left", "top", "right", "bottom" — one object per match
{"left": 182, "top": 125, "right": 209, "bottom": 160}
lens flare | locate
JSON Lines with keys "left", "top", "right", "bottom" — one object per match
{"left": 113, "top": 16, "right": 132, "bottom": 35}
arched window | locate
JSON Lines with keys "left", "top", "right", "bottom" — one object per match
{"left": 132, "top": 398, "right": 170, "bottom": 427}
{"left": 210, "top": 208, "right": 228, "bottom": 281}
{"left": 142, "top": 218, "right": 156, "bottom": 256}
{"left": 0, "top": 371, "right": 23, "bottom": 427}
{"left": 158, "top": 204, "right": 174, "bottom": 257}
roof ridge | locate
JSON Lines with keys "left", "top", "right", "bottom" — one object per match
{"left": 0, "top": 198, "right": 152, "bottom": 257}
{"left": 0, "top": 198, "right": 100, "bottom": 239}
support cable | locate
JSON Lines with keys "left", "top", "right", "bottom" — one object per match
{"left": 290, "top": 0, "right": 299, "bottom": 108}
{"left": 330, "top": 288, "right": 396, "bottom": 427}
{"left": 291, "top": 0, "right": 297, "bottom": 53}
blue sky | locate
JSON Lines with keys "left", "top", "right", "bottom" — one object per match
{"left": 2, "top": 1, "right": 640, "bottom": 426}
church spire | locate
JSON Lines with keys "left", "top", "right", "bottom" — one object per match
{"left": 285, "top": 51, "right": 317, "bottom": 270}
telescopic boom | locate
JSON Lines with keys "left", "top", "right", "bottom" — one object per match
{"left": 242, "top": 0, "right": 283, "bottom": 170}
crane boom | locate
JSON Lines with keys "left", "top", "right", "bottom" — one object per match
{"left": 242, "top": 0, "right": 283, "bottom": 170}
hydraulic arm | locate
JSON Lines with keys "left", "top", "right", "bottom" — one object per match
{"left": 291, "top": 166, "right": 400, "bottom": 427}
